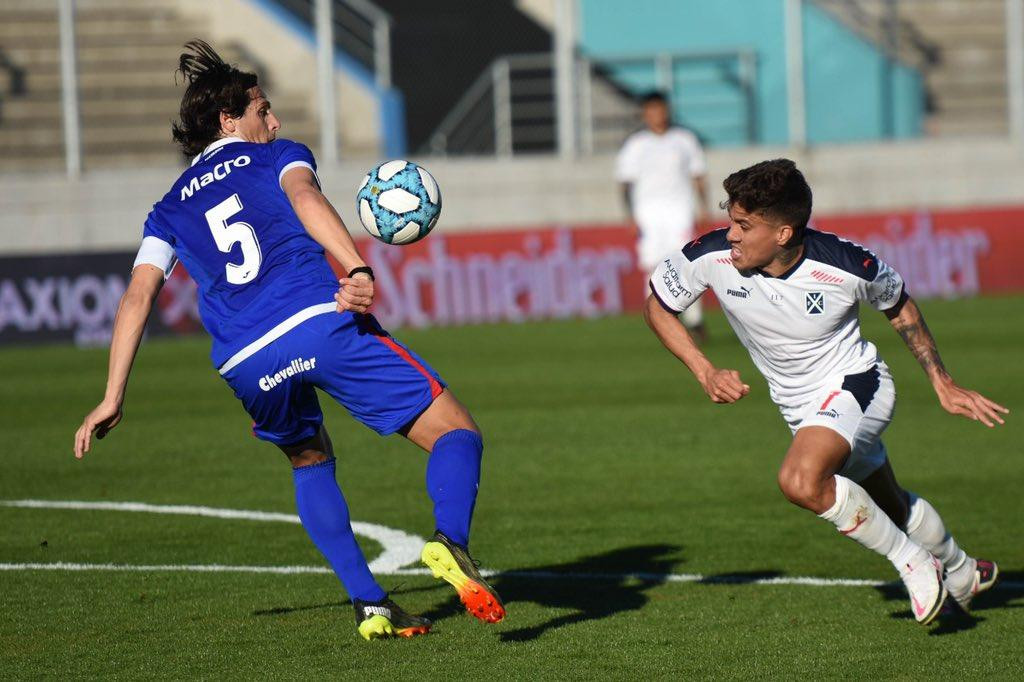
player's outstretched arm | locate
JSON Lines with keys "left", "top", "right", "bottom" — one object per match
{"left": 281, "top": 167, "right": 374, "bottom": 313}
{"left": 643, "top": 294, "right": 749, "bottom": 404}
{"left": 885, "top": 294, "right": 1008, "bottom": 427}
{"left": 73, "top": 264, "right": 165, "bottom": 459}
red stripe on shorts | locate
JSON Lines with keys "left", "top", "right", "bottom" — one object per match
{"left": 819, "top": 390, "right": 842, "bottom": 411}
{"left": 374, "top": 335, "right": 444, "bottom": 399}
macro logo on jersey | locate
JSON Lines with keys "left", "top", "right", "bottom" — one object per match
{"left": 259, "top": 356, "right": 317, "bottom": 392}
{"left": 805, "top": 291, "right": 825, "bottom": 314}
{"left": 179, "top": 155, "right": 251, "bottom": 201}
{"left": 660, "top": 259, "right": 692, "bottom": 299}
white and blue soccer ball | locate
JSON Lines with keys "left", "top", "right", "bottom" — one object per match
{"left": 356, "top": 159, "right": 442, "bottom": 245}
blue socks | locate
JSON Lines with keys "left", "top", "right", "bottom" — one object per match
{"left": 292, "top": 458, "right": 386, "bottom": 603}
{"left": 426, "top": 429, "right": 483, "bottom": 547}
{"left": 291, "top": 430, "right": 482, "bottom": 601}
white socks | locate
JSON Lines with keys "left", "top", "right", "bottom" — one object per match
{"left": 904, "top": 492, "right": 973, "bottom": 589}
{"left": 819, "top": 475, "right": 923, "bottom": 572}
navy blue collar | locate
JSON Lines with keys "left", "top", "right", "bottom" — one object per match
{"left": 755, "top": 244, "right": 806, "bottom": 280}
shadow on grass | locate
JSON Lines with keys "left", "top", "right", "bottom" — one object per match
{"left": 253, "top": 601, "right": 349, "bottom": 616}
{"left": 423, "top": 543, "right": 685, "bottom": 643}
{"left": 873, "top": 567, "right": 1022, "bottom": 636}
{"left": 252, "top": 581, "right": 448, "bottom": 617}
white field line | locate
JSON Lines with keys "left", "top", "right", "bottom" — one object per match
{"left": 2, "top": 500, "right": 1019, "bottom": 590}
{"left": 0, "top": 562, "right": 893, "bottom": 587}
{"left": 0, "top": 499, "right": 421, "bottom": 575}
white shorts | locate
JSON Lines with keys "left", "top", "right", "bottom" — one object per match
{"left": 636, "top": 208, "right": 694, "bottom": 272}
{"left": 781, "top": 364, "right": 895, "bottom": 482}
{"left": 638, "top": 213, "right": 702, "bottom": 327}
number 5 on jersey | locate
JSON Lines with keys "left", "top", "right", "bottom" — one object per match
{"left": 206, "top": 193, "right": 262, "bottom": 284}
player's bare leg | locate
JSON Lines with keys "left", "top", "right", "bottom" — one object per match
{"left": 857, "top": 461, "right": 908, "bottom": 525}
{"left": 860, "top": 461, "right": 998, "bottom": 611}
{"left": 778, "top": 426, "right": 947, "bottom": 624}
{"left": 402, "top": 389, "right": 479, "bottom": 451}
{"left": 404, "top": 389, "right": 506, "bottom": 624}
{"left": 280, "top": 427, "right": 431, "bottom": 640}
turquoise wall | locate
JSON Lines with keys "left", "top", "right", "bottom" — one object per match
{"left": 578, "top": 0, "right": 923, "bottom": 145}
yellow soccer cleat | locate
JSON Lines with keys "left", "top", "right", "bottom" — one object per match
{"left": 353, "top": 597, "right": 432, "bottom": 641}
{"left": 421, "top": 531, "right": 505, "bottom": 624}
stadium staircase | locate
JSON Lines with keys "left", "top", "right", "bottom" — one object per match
{"left": 350, "top": 0, "right": 639, "bottom": 155}
{"left": 0, "top": 0, "right": 318, "bottom": 172}
{"left": 817, "top": 0, "right": 1009, "bottom": 137}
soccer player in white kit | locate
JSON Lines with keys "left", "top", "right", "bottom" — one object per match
{"left": 644, "top": 159, "right": 1008, "bottom": 624}
{"left": 617, "top": 91, "right": 710, "bottom": 342}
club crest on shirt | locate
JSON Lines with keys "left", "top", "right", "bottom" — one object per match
{"left": 805, "top": 291, "right": 824, "bottom": 314}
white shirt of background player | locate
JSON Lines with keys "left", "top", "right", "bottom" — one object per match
{"left": 615, "top": 95, "right": 709, "bottom": 269}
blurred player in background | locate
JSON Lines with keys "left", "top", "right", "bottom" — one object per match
{"left": 72, "top": 40, "right": 504, "bottom": 640}
{"left": 617, "top": 91, "right": 711, "bottom": 343}
{"left": 645, "top": 159, "right": 1007, "bottom": 624}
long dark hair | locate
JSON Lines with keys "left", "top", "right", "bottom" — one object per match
{"left": 171, "top": 40, "right": 258, "bottom": 157}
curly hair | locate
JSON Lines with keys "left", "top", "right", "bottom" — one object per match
{"left": 721, "top": 159, "right": 813, "bottom": 236}
{"left": 171, "top": 40, "right": 258, "bottom": 157}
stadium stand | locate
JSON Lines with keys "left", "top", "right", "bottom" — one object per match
{"left": 820, "top": 0, "right": 1009, "bottom": 137}
{"left": 0, "top": 0, "right": 320, "bottom": 171}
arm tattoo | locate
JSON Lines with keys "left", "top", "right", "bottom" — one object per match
{"left": 889, "top": 299, "right": 949, "bottom": 379}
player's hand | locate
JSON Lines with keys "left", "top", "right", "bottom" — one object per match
{"left": 934, "top": 380, "right": 1008, "bottom": 427}
{"left": 700, "top": 368, "right": 750, "bottom": 404}
{"left": 335, "top": 275, "right": 374, "bottom": 314}
{"left": 73, "top": 398, "right": 123, "bottom": 459}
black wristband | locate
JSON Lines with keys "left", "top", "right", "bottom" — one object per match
{"left": 348, "top": 266, "right": 375, "bottom": 281}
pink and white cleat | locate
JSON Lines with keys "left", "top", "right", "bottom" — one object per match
{"left": 947, "top": 558, "right": 999, "bottom": 611}
{"left": 900, "top": 550, "right": 947, "bottom": 625}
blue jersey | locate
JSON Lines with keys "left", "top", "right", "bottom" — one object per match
{"left": 142, "top": 138, "right": 340, "bottom": 368}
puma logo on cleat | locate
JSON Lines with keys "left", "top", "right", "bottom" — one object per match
{"left": 362, "top": 606, "right": 391, "bottom": 619}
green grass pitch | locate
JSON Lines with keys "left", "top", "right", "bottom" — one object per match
{"left": 1, "top": 296, "right": 1021, "bottom": 678}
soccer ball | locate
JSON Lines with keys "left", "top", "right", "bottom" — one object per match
{"left": 356, "top": 159, "right": 442, "bottom": 245}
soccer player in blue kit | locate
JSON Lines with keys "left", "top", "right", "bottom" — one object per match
{"left": 72, "top": 41, "right": 504, "bottom": 640}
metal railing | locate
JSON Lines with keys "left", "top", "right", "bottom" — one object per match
{"left": 277, "top": 0, "right": 392, "bottom": 88}
{"left": 425, "top": 49, "right": 758, "bottom": 157}
{"left": 595, "top": 49, "right": 759, "bottom": 146}
{"left": 0, "top": 47, "right": 27, "bottom": 126}
{"left": 814, "top": 0, "right": 941, "bottom": 69}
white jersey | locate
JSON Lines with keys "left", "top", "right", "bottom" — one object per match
{"left": 650, "top": 228, "right": 906, "bottom": 411}
{"left": 615, "top": 127, "right": 706, "bottom": 225}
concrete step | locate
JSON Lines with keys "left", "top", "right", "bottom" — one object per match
{"left": 935, "top": 94, "right": 1009, "bottom": 114}
{"left": 927, "top": 79, "right": 1007, "bottom": 102}
{"left": 2, "top": 41, "right": 202, "bottom": 67}
{"left": 0, "top": 13, "right": 192, "bottom": 40}
{"left": 0, "top": 115, "right": 321, "bottom": 147}
{"left": 928, "top": 115, "right": 1008, "bottom": 136}
{"left": 1, "top": 27, "right": 202, "bottom": 51}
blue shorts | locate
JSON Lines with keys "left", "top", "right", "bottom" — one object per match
{"left": 220, "top": 310, "right": 446, "bottom": 445}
